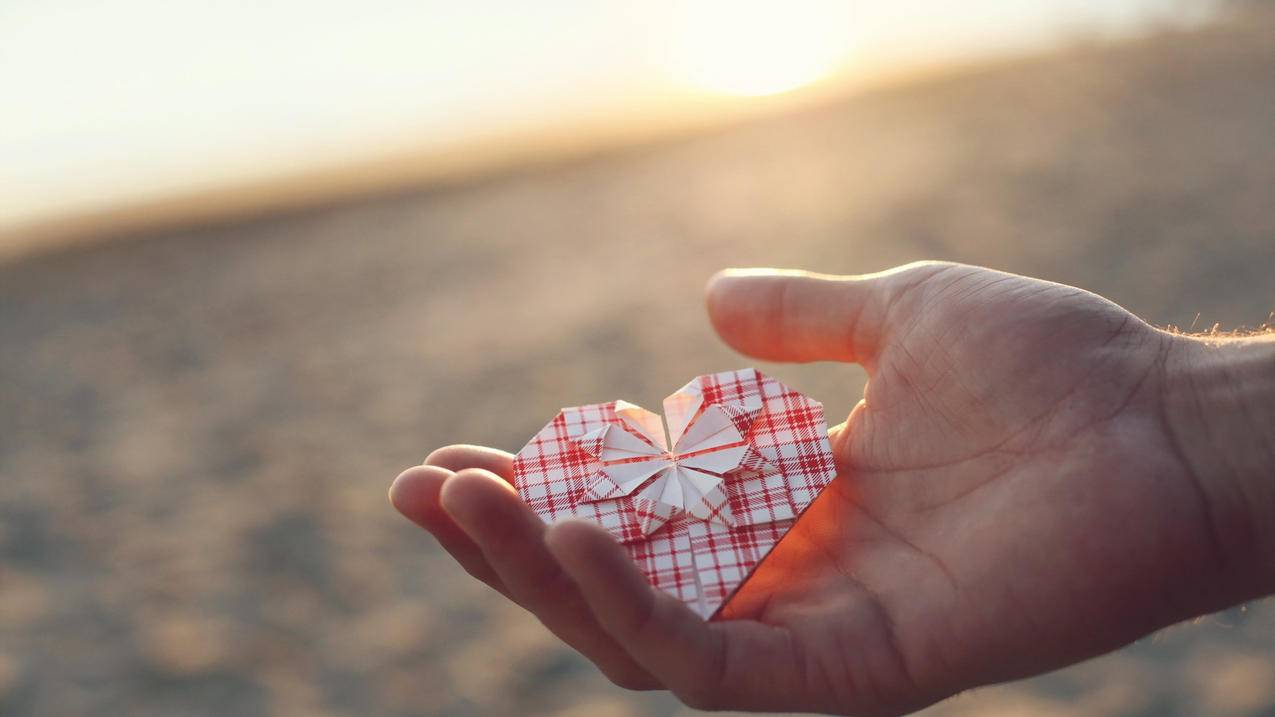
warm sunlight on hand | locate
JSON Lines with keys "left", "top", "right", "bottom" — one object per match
{"left": 390, "top": 262, "right": 1274, "bottom": 715}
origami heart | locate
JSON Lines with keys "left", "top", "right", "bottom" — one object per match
{"left": 513, "top": 368, "right": 838, "bottom": 618}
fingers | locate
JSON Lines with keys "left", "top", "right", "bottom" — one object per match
{"left": 393, "top": 445, "right": 659, "bottom": 687}
{"left": 705, "top": 266, "right": 921, "bottom": 368}
{"left": 424, "top": 444, "right": 515, "bottom": 481}
{"left": 388, "top": 445, "right": 516, "bottom": 596}
{"left": 389, "top": 465, "right": 510, "bottom": 596}
{"left": 440, "top": 469, "right": 660, "bottom": 690}
{"left": 546, "top": 519, "right": 811, "bottom": 712}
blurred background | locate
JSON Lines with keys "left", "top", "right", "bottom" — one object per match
{"left": 2, "top": 1, "right": 1274, "bottom": 715}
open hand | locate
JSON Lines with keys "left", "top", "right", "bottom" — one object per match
{"left": 390, "top": 262, "right": 1269, "bottom": 715}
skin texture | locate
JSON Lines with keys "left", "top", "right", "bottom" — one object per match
{"left": 389, "top": 262, "right": 1274, "bottom": 715}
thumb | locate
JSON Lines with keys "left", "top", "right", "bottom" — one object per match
{"left": 704, "top": 266, "right": 918, "bottom": 368}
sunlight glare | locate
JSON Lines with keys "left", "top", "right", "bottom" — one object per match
{"left": 664, "top": 1, "right": 855, "bottom": 97}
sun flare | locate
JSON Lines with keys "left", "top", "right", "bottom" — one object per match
{"left": 665, "top": 1, "right": 854, "bottom": 97}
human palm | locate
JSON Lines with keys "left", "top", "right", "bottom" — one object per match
{"left": 391, "top": 262, "right": 1230, "bottom": 715}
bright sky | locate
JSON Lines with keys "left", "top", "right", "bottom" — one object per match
{"left": 1, "top": 0, "right": 1203, "bottom": 232}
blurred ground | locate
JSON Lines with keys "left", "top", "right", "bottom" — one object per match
{"left": 3, "top": 7, "right": 1275, "bottom": 717}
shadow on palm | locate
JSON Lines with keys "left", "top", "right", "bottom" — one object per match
{"left": 393, "top": 262, "right": 1212, "bottom": 716}
{"left": 712, "top": 263, "right": 1189, "bottom": 714}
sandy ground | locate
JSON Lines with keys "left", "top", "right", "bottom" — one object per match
{"left": 2, "top": 8, "right": 1275, "bottom": 717}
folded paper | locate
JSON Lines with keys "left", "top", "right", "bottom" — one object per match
{"left": 513, "top": 368, "right": 838, "bottom": 618}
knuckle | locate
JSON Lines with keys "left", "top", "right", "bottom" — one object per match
{"left": 602, "top": 668, "right": 657, "bottom": 692}
{"left": 674, "top": 683, "right": 722, "bottom": 711}
{"left": 617, "top": 593, "right": 662, "bottom": 640}
{"left": 516, "top": 560, "right": 575, "bottom": 605}
{"left": 460, "top": 562, "right": 497, "bottom": 586}
{"left": 475, "top": 511, "right": 522, "bottom": 549}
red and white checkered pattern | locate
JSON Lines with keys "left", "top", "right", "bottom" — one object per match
{"left": 512, "top": 368, "right": 838, "bottom": 618}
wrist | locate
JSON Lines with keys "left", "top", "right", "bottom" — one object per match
{"left": 1162, "top": 331, "right": 1275, "bottom": 602}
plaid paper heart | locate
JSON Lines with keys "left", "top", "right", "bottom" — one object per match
{"left": 513, "top": 368, "right": 838, "bottom": 618}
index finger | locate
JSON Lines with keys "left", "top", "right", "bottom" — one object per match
{"left": 545, "top": 519, "right": 817, "bottom": 712}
